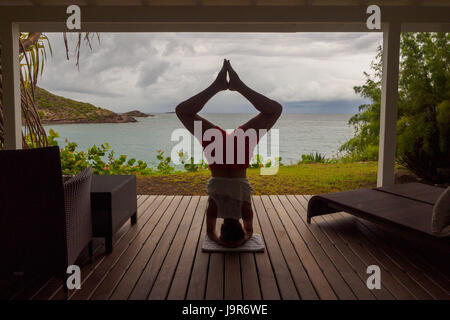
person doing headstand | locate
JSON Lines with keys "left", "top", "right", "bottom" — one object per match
{"left": 176, "top": 59, "right": 282, "bottom": 248}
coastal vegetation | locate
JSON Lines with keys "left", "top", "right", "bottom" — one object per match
{"left": 45, "top": 130, "right": 153, "bottom": 176}
{"left": 340, "top": 33, "right": 450, "bottom": 183}
{"left": 43, "top": 129, "right": 379, "bottom": 194}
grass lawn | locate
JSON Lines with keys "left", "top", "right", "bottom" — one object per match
{"left": 137, "top": 161, "right": 379, "bottom": 195}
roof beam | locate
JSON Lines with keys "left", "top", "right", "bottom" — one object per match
{"left": 18, "top": 22, "right": 385, "bottom": 33}
{"left": 141, "top": 0, "right": 203, "bottom": 5}
{"left": 1, "top": 5, "right": 448, "bottom": 27}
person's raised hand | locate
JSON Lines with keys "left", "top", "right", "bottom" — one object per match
{"left": 212, "top": 59, "right": 229, "bottom": 92}
{"left": 225, "top": 59, "right": 243, "bottom": 91}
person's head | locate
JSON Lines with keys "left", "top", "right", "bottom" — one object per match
{"left": 220, "top": 218, "right": 245, "bottom": 244}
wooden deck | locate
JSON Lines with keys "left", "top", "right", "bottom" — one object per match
{"left": 6, "top": 195, "right": 450, "bottom": 300}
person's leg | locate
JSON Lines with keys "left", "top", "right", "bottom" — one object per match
{"left": 239, "top": 112, "right": 280, "bottom": 137}
{"left": 176, "top": 113, "right": 217, "bottom": 141}
{"left": 226, "top": 60, "right": 282, "bottom": 135}
{"left": 175, "top": 60, "right": 228, "bottom": 136}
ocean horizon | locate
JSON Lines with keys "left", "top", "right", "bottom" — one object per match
{"left": 44, "top": 113, "right": 355, "bottom": 169}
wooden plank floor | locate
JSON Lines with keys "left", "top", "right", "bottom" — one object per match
{"left": 5, "top": 195, "right": 450, "bottom": 300}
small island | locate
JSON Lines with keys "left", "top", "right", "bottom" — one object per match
{"left": 122, "top": 110, "right": 153, "bottom": 118}
{"left": 35, "top": 87, "right": 138, "bottom": 124}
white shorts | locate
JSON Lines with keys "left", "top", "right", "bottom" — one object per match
{"left": 206, "top": 177, "right": 253, "bottom": 220}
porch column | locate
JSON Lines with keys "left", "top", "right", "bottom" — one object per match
{"left": 377, "top": 22, "right": 401, "bottom": 187}
{"left": 0, "top": 22, "right": 22, "bottom": 149}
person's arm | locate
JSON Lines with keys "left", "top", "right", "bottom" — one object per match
{"left": 175, "top": 60, "right": 228, "bottom": 136}
{"left": 206, "top": 220, "right": 221, "bottom": 245}
{"left": 242, "top": 201, "right": 254, "bottom": 241}
{"left": 226, "top": 60, "right": 282, "bottom": 134}
{"left": 206, "top": 198, "right": 223, "bottom": 245}
{"left": 243, "top": 222, "right": 253, "bottom": 241}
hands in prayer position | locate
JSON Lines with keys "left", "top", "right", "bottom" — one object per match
{"left": 212, "top": 59, "right": 244, "bottom": 92}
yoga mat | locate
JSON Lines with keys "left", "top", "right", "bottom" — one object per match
{"left": 202, "top": 234, "right": 265, "bottom": 252}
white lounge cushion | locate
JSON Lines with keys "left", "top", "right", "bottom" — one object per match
{"left": 432, "top": 186, "right": 450, "bottom": 237}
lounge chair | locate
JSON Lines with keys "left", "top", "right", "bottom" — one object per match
{"left": 307, "top": 183, "right": 449, "bottom": 242}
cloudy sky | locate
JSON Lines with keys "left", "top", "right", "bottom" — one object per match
{"left": 39, "top": 32, "right": 382, "bottom": 114}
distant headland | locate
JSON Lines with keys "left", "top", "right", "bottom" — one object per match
{"left": 35, "top": 87, "right": 147, "bottom": 124}
{"left": 122, "top": 110, "right": 154, "bottom": 118}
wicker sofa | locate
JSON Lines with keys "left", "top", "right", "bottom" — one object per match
{"left": 0, "top": 146, "right": 93, "bottom": 297}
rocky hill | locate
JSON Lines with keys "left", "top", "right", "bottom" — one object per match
{"left": 35, "top": 87, "right": 137, "bottom": 124}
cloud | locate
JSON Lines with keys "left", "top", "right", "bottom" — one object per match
{"left": 137, "top": 60, "right": 170, "bottom": 87}
{"left": 38, "top": 32, "right": 382, "bottom": 114}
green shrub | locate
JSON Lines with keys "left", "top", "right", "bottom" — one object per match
{"left": 178, "top": 150, "right": 208, "bottom": 172}
{"left": 46, "top": 129, "right": 154, "bottom": 175}
{"left": 155, "top": 149, "right": 174, "bottom": 174}
{"left": 249, "top": 154, "right": 282, "bottom": 168}
{"left": 299, "top": 152, "right": 327, "bottom": 164}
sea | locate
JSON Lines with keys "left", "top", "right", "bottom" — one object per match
{"left": 44, "top": 113, "right": 354, "bottom": 169}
